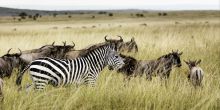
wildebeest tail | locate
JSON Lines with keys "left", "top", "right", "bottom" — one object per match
{"left": 16, "top": 63, "right": 31, "bottom": 86}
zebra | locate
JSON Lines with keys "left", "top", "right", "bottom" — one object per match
{"left": 19, "top": 43, "right": 124, "bottom": 90}
{"left": 184, "top": 59, "right": 204, "bottom": 87}
{"left": 117, "top": 50, "right": 182, "bottom": 80}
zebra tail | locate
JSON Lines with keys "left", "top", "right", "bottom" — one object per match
{"left": 16, "top": 63, "right": 32, "bottom": 86}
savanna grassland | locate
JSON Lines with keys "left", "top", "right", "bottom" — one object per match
{"left": 0, "top": 10, "right": 220, "bottom": 110}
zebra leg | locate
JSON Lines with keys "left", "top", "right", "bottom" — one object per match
{"left": 84, "top": 74, "right": 97, "bottom": 87}
{"left": 25, "top": 83, "right": 33, "bottom": 92}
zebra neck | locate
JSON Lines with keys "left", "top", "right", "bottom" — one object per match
{"left": 84, "top": 49, "right": 107, "bottom": 73}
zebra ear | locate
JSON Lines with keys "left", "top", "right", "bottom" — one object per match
{"left": 178, "top": 52, "right": 183, "bottom": 55}
{"left": 131, "top": 37, "right": 135, "bottom": 42}
{"left": 184, "top": 60, "right": 189, "bottom": 65}
{"left": 51, "top": 41, "right": 55, "bottom": 46}
{"left": 196, "top": 59, "right": 201, "bottom": 65}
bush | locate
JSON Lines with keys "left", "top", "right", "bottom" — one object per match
{"left": 158, "top": 13, "right": 162, "bottom": 16}
{"left": 53, "top": 13, "right": 57, "bottom": 17}
{"left": 33, "top": 16, "right": 37, "bottom": 20}
{"left": 18, "top": 12, "right": 27, "bottom": 18}
{"left": 136, "top": 13, "right": 144, "bottom": 17}
{"left": 163, "top": 13, "right": 167, "bottom": 16}
{"left": 108, "top": 13, "right": 113, "bottom": 17}
{"left": 35, "top": 13, "right": 40, "bottom": 17}
{"left": 28, "top": 15, "right": 33, "bottom": 18}
{"left": 98, "top": 11, "right": 107, "bottom": 14}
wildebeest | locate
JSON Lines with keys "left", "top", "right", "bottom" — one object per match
{"left": 0, "top": 48, "right": 22, "bottom": 78}
{"left": 184, "top": 59, "right": 204, "bottom": 87}
{"left": 0, "top": 78, "right": 3, "bottom": 102}
{"left": 105, "top": 35, "right": 138, "bottom": 53}
{"left": 117, "top": 50, "right": 182, "bottom": 80}
{"left": 16, "top": 42, "right": 75, "bottom": 86}
{"left": 119, "top": 37, "right": 138, "bottom": 53}
{"left": 115, "top": 54, "right": 137, "bottom": 79}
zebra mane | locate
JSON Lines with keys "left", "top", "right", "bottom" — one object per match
{"left": 80, "top": 42, "right": 114, "bottom": 57}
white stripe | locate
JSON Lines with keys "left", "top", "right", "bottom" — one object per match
{"left": 73, "top": 58, "right": 79, "bottom": 82}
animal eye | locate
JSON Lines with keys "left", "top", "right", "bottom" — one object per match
{"left": 115, "top": 56, "right": 118, "bottom": 58}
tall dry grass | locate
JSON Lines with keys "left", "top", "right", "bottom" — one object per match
{"left": 0, "top": 15, "right": 219, "bottom": 110}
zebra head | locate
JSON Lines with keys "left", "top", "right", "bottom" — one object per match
{"left": 184, "top": 59, "right": 201, "bottom": 69}
{"left": 170, "top": 50, "right": 183, "bottom": 67}
{"left": 106, "top": 47, "right": 124, "bottom": 70}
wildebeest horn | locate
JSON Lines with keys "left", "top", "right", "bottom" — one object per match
{"left": 178, "top": 51, "right": 183, "bottom": 55}
{"left": 18, "top": 48, "right": 22, "bottom": 55}
{"left": 51, "top": 41, "right": 55, "bottom": 46}
{"left": 104, "top": 35, "right": 109, "bottom": 41}
{"left": 72, "top": 41, "right": 75, "bottom": 47}
{"left": 117, "top": 35, "right": 123, "bottom": 41}
{"left": 63, "top": 41, "right": 66, "bottom": 46}
{"left": 131, "top": 37, "right": 135, "bottom": 41}
{"left": 7, "top": 48, "right": 12, "bottom": 54}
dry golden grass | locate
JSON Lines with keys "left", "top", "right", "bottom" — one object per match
{"left": 0, "top": 12, "right": 219, "bottom": 110}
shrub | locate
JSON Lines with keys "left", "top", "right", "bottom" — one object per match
{"left": 108, "top": 13, "right": 113, "bottom": 17}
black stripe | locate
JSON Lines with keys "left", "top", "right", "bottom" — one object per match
{"left": 72, "top": 59, "right": 77, "bottom": 81}
{"left": 69, "top": 60, "right": 73, "bottom": 83}
{"left": 195, "top": 70, "right": 199, "bottom": 80}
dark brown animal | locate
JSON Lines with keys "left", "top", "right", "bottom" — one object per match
{"left": 117, "top": 50, "right": 182, "bottom": 80}
{"left": 119, "top": 37, "right": 138, "bottom": 53}
{"left": 104, "top": 36, "right": 138, "bottom": 53}
{"left": 16, "top": 42, "right": 75, "bottom": 86}
{"left": 116, "top": 54, "right": 137, "bottom": 78}
{"left": 0, "top": 78, "right": 3, "bottom": 102}
{"left": 0, "top": 49, "right": 21, "bottom": 78}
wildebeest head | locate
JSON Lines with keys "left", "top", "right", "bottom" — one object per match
{"left": 104, "top": 35, "right": 124, "bottom": 51}
{"left": 0, "top": 49, "right": 22, "bottom": 78}
{"left": 164, "top": 50, "right": 183, "bottom": 67}
{"left": 120, "top": 37, "right": 138, "bottom": 53}
{"left": 184, "top": 59, "right": 201, "bottom": 69}
{"left": 50, "top": 41, "right": 75, "bottom": 58}
{"left": 1, "top": 48, "right": 21, "bottom": 68}
{"left": 116, "top": 54, "right": 137, "bottom": 76}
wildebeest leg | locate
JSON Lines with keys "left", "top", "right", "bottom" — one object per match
{"left": 144, "top": 69, "right": 152, "bottom": 81}
{"left": 123, "top": 75, "right": 132, "bottom": 87}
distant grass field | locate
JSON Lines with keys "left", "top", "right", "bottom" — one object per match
{"left": 0, "top": 11, "right": 220, "bottom": 110}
